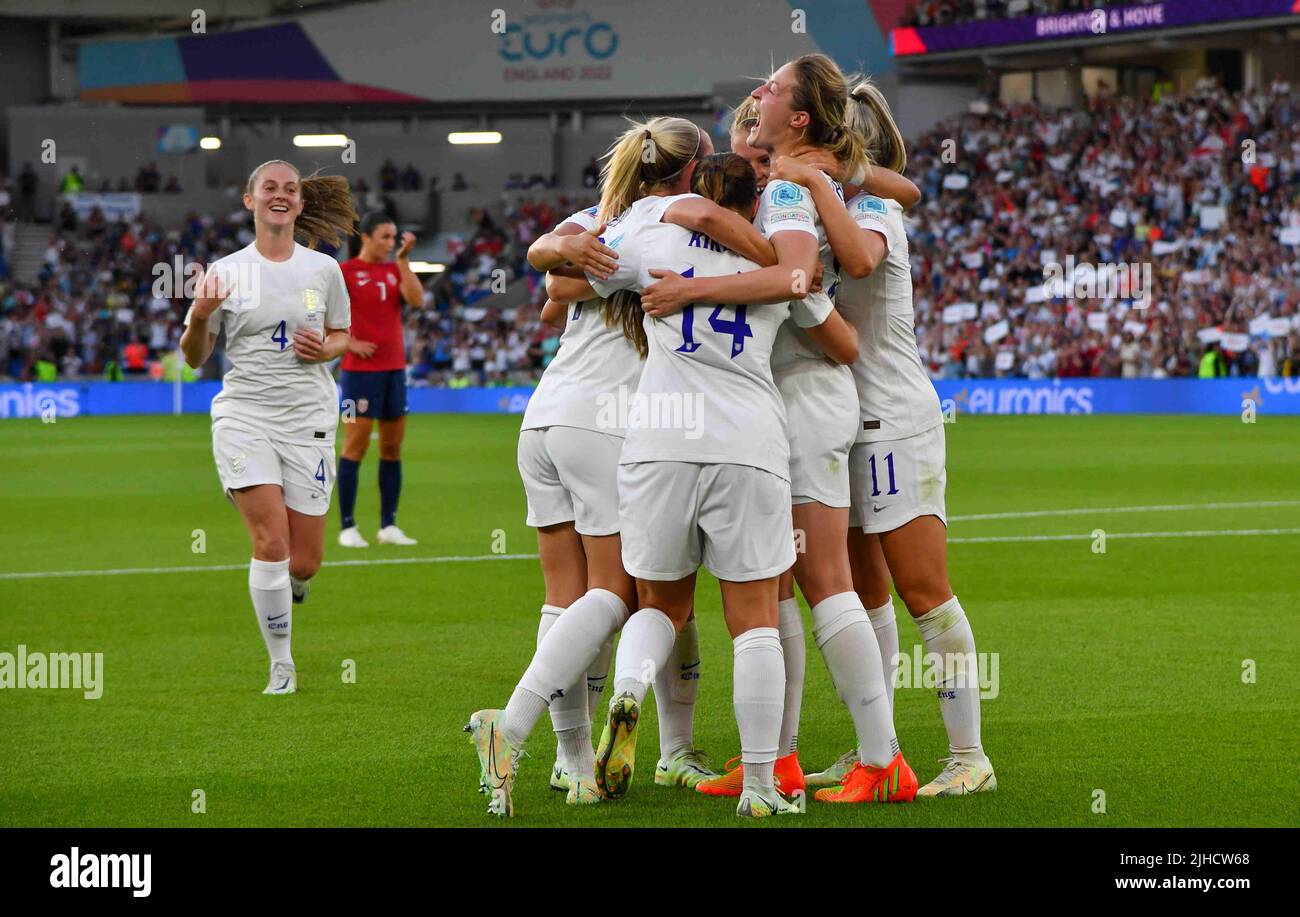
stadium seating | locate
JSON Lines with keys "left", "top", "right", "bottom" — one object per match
{"left": 2, "top": 80, "right": 1297, "bottom": 385}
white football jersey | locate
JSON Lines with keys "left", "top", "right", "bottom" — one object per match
{"left": 757, "top": 174, "right": 843, "bottom": 372}
{"left": 590, "top": 193, "right": 830, "bottom": 480}
{"left": 522, "top": 205, "right": 645, "bottom": 436}
{"left": 186, "top": 242, "right": 350, "bottom": 445}
{"left": 836, "top": 193, "right": 942, "bottom": 442}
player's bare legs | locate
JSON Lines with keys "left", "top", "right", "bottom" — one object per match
{"left": 375, "top": 416, "right": 415, "bottom": 545}
{"left": 537, "top": 522, "right": 587, "bottom": 608}
{"left": 878, "top": 515, "right": 994, "bottom": 796}
{"left": 338, "top": 416, "right": 372, "bottom": 548}
{"left": 231, "top": 484, "right": 297, "bottom": 694}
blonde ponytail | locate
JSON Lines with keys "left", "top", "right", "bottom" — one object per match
{"left": 596, "top": 116, "right": 704, "bottom": 224}
{"left": 847, "top": 80, "right": 907, "bottom": 174}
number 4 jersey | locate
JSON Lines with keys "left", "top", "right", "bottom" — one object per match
{"left": 185, "top": 242, "right": 351, "bottom": 445}
{"left": 589, "top": 193, "right": 830, "bottom": 481}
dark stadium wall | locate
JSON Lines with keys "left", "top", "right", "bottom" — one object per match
{"left": 7, "top": 105, "right": 207, "bottom": 221}
{"left": 0, "top": 18, "right": 51, "bottom": 158}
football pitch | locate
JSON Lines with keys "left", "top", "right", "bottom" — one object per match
{"left": 1, "top": 412, "right": 1298, "bottom": 828}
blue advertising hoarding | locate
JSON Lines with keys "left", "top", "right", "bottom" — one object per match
{"left": 1, "top": 378, "right": 1298, "bottom": 421}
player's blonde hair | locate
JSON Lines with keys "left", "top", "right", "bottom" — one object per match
{"left": 245, "top": 159, "right": 358, "bottom": 249}
{"left": 596, "top": 116, "right": 704, "bottom": 224}
{"left": 846, "top": 79, "right": 907, "bottom": 174}
{"left": 788, "top": 53, "right": 869, "bottom": 179}
{"left": 730, "top": 96, "right": 759, "bottom": 139}
{"left": 602, "top": 153, "right": 761, "bottom": 360}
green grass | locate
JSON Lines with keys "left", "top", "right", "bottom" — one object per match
{"left": 1, "top": 413, "right": 1298, "bottom": 827}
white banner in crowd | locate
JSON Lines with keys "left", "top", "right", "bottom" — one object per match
{"left": 64, "top": 193, "right": 142, "bottom": 221}
{"left": 1221, "top": 333, "right": 1251, "bottom": 352}
{"left": 1199, "top": 206, "right": 1227, "bottom": 230}
{"left": 1279, "top": 226, "right": 1300, "bottom": 247}
{"left": 1124, "top": 320, "right": 1147, "bottom": 336}
{"left": 1249, "top": 314, "right": 1273, "bottom": 336}
{"left": 1197, "top": 327, "right": 1222, "bottom": 343}
{"left": 1024, "top": 284, "right": 1049, "bottom": 304}
{"left": 943, "top": 302, "right": 979, "bottom": 324}
{"left": 1087, "top": 311, "right": 1109, "bottom": 332}
{"left": 1267, "top": 317, "right": 1292, "bottom": 337}
{"left": 984, "top": 319, "right": 1010, "bottom": 343}
{"left": 995, "top": 350, "right": 1016, "bottom": 371}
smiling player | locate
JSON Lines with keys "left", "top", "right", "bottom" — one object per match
{"left": 180, "top": 159, "right": 354, "bottom": 695}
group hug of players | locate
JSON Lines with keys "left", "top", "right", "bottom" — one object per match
{"left": 466, "top": 53, "right": 996, "bottom": 818}
{"left": 177, "top": 50, "right": 995, "bottom": 821}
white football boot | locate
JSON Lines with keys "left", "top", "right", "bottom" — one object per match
{"left": 338, "top": 526, "right": 369, "bottom": 548}
{"left": 263, "top": 661, "right": 297, "bottom": 695}
{"left": 377, "top": 525, "right": 417, "bottom": 546}
{"left": 917, "top": 755, "right": 997, "bottom": 797}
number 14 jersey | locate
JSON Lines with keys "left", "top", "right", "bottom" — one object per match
{"left": 590, "top": 193, "right": 830, "bottom": 481}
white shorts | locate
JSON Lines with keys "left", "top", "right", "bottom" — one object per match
{"left": 848, "top": 424, "right": 948, "bottom": 533}
{"left": 618, "top": 461, "right": 795, "bottom": 582}
{"left": 776, "top": 361, "right": 858, "bottom": 508}
{"left": 211, "top": 418, "right": 334, "bottom": 516}
{"left": 517, "top": 426, "right": 623, "bottom": 536}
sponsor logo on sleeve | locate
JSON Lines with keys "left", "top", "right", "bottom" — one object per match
{"left": 771, "top": 183, "right": 804, "bottom": 207}
{"left": 858, "top": 196, "right": 889, "bottom": 216}
{"left": 769, "top": 208, "right": 811, "bottom": 225}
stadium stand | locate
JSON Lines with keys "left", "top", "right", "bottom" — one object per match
{"left": 2, "top": 80, "right": 1298, "bottom": 386}
{"left": 902, "top": 0, "right": 1150, "bottom": 27}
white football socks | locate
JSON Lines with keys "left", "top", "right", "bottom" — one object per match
{"left": 865, "top": 597, "right": 899, "bottom": 711}
{"left": 733, "top": 627, "right": 784, "bottom": 795}
{"left": 914, "top": 596, "right": 984, "bottom": 761}
{"left": 537, "top": 604, "right": 590, "bottom": 772}
{"left": 654, "top": 615, "right": 700, "bottom": 760}
{"left": 503, "top": 588, "right": 630, "bottom": 747}
{"left": 811, "top": 592, "right": 896, "bottom": 767}
{"left": 539, "top": 604, "right": 589, "bottom": 737}
{"left": 249, "top": 558, "right": 292, "bottom": 665}
{"left": 776, "top": 598, "right": 804, "bottom": 758}
{"left": 586, "top": 637, "right": 614, "bottom": 720}
{"left": 612, "top": 608, "right": 676, "bottom": 704}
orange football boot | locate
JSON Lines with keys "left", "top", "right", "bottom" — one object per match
{"left": 696, "top": 752, "right": 806, "bottom": 810}
{"left": 813, "top": 752, "right": 918, "bottom": 804}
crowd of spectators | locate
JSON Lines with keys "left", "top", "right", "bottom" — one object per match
{"left": 4, "top": 79, "right": 1300, "bottom": 386}
{"left": 903, "top": 0, "right": 1146, "bottom": 27}
{"left": 0, "top": 180, "right": 587, "bottom": 386}
{"left": 903, "top": 77, "right": 1300, "bottom": 379}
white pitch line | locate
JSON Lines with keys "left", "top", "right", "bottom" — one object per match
{"left": 0, "top": 553, "right": 540, "bottom": 581}
{"left": 948, "top": 499, "right": 1300, "bottom": 522}
{"left": 2, "top": 529, "right": 1298, "bottom": 581}
{"left": 949, "top": 527, "right": 1300, "bottom": 544}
